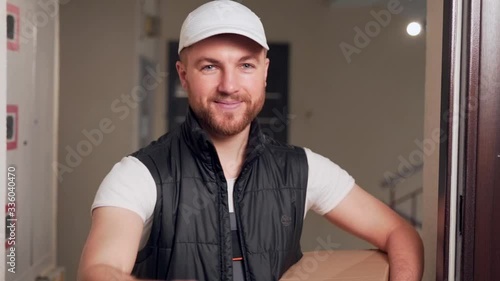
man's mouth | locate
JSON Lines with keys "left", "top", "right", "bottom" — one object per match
{"left": 214, "top": 100, "right": 243, "bottom": 110}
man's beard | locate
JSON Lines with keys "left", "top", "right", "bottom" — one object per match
{"left": 191, "top": 92, "right": 265, "bottom": 137}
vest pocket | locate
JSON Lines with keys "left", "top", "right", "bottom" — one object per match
{"left": 156, "top": 247, "right": 172, "bottom": 279}
{"left": 132, "top": 246, "right": 172, "bottom": 280}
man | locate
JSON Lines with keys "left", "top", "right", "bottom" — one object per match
{"left": 78, "top": 1, "right": 423, "bottom": 280}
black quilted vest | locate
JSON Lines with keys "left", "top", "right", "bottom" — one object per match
{"left": 131, "top": 109, "right": 308, "bottom": 281}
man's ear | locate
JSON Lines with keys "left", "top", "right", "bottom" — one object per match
{"left": 264, "top": 58, "right": 270, "bottom": 86}
{"left": 176, "top": 61, "right": 188, "bottom": 90}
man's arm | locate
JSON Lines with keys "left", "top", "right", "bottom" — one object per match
{"left": 323, "top": 184, "right": 424, "bottom": 281}
{"left": 77, "top": 207, "right": 144, "bottom": 281}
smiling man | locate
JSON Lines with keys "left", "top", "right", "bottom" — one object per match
{"left": 178, "top": 34, "right": 268, "bottom": 143}
{"left": 77, "top": 1, "right": 423, "bottom": 281}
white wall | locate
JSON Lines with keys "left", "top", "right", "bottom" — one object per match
{"left": 58, "top": 1, "right": 141, "bottom": 280}
{"left": 160, "top": 0, "right": 426, "bottom": 251}
{"left": 1, "top": 0, "right": 7, "bottom": 277}
{"left": 4, "top": 0, "right": 59, "bottom": 280}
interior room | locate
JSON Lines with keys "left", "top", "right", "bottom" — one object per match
{"left": 1, "top": 0, "right": 499, "bottom": 280}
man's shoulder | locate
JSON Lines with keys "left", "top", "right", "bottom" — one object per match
{"left": 261, "top": 135, "right": 308, "bottom": 163}
{"left": 132, "top": 127, "right": 182, "bottom": 158}
{"left": 263, "top": 134, "right": 304, "bottom": 153}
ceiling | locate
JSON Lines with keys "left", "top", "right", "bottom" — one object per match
{"left": 323, "top": 0, "right": 426, "bottom": 20}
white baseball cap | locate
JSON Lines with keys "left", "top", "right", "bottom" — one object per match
{"left": 178, "top": 0, "right": 269, "bottom": 54}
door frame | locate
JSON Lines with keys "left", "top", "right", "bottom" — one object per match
{"left": 437, "top": 0, "right": 463, "bottom": 278}
{"left": 438, "top": 0, "right": 500, "bottom": 279}
{"left": 460, "top": 0, "right": 500, "bottom": 280}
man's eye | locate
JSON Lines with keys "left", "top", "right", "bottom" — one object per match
{"left": 242, "top": 63, "right": 253, "bottom": 68}
{"left": 202, "top": 65, "right": 216, "bottom": 71}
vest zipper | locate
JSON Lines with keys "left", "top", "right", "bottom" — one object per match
{"left": 234, "top": 168, "right": 251, "bottom": 281}
{"left": 212, "top": 146, "right": 256, "bottom": 280}
{"left": 210, "top": 150, "right": 229, "bottom": 281}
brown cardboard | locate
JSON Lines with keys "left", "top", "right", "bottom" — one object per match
{"left": 280, "top": 250, "right": 389, "bottom": 281}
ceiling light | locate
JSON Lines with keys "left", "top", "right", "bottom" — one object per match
{"left": 406, "top": 22, "right": 422, "bottom": 36}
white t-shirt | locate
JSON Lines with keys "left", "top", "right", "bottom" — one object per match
{"left": 92, "top": 147, "right": 355, "bottom": 249}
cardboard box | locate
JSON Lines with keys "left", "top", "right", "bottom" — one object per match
{"left": 280, "top": 250, "right": 389, "bottom": 281}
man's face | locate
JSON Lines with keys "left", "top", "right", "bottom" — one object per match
{"left": 176, "top": 34, "right": 269, "bottom": 137}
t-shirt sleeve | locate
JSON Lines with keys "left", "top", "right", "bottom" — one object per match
{"left": 91, "top": 156, "right": 157, "bottom": 223}
{"left": 304, "top": 148, "right": 356, "bottom": 215}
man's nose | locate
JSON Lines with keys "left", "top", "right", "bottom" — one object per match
{"left": 217, "top": 70, "right": 239, "bottom": 94}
